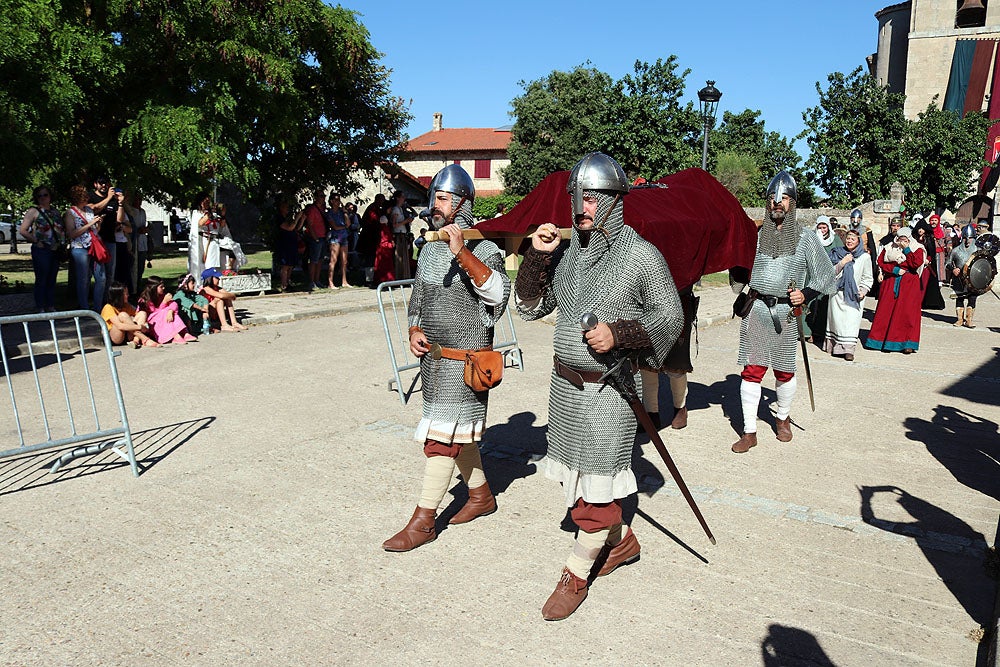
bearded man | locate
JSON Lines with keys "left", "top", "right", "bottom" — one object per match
{"left": 514, "top": 153, "right": 683, "bottom": 621}
{"left": 731, "top": 171, "right": 836, "bottom": 454}
{"left": 382, "top": 165, "right": 511, "bottom": 553}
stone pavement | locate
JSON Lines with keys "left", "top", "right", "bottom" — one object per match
{"left": 0, "top": 283, "right": 998, "bottom": 666}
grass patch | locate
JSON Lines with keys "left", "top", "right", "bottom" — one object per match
{"left": 0, "top": 246, "right": 274, "bottom": 306}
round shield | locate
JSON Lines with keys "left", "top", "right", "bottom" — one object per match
{"left": 976, "top": 233, "right": 1000, "bottom": 256}
{"left": 962, "top": 250, "right": 998, "bottom": 295}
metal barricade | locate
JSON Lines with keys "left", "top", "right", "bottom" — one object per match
{"left": 376, "top": 279, "right": 524, "bottom": 405}
{"left": 0, "top": 310, "right": 138, "bottom": 477}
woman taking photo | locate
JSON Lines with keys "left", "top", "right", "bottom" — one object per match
{"left": 19, "top": 185, "right": 64, "bottom": 312}
{"left": 65, "top": 184, "right": 101, "bottom": 310}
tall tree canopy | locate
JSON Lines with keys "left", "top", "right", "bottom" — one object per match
{"left": 800, "top": 67, "right": 908, "bottom": 207}
{"left": 710, "top": 109, "right": 809, "bottom": 206}
{"left": 503, "top": 58, "right": 702, "bottom": 195}
{"left": 0, "top": 0, "right": 410, "bottom": 206}
{"left": 899, "top": 104, "right": 992, "bottom": 212}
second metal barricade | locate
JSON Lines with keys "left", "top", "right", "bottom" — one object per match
{"left": 376, "top": 279, "right": 524, "bottom": 405}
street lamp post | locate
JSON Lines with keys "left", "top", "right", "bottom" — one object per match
{"left": 697, "top": 80, "right": 722, "bottom": 171}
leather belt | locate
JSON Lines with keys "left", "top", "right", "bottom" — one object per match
{"left": 430, "top": 344, "right": 493, "bottom": 361}
{"left": 553, "top": 356, "right": 606, "bottom": 389}
{"left": 755, "top": 293, "right": 791, "bottom": 334}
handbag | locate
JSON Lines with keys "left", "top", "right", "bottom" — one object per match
{"left": 87, "top": 231, "right": 110, "bottom": 264}
{"left": 71, "top": 206, "right": 110, "bottom": 263}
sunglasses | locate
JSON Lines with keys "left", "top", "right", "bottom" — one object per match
{"left": 38, "top": 192, "right": 51, "bottom": 198}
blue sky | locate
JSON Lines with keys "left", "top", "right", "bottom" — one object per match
{"left": 351, "top": 1, "right": 891, "bottom": 159}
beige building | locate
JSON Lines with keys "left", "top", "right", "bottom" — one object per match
{"left": 872, "top": 1, "right": 1000, "bottom": 119}
{"left": 400, "top": 113, "right": 511, "bottom": 197}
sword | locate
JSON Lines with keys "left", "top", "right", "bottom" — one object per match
{"left": 787, "top": 280, "right": 816, "bottom": 412}
{"left": 581, "top": 313, "right": 716, "bottom": 545}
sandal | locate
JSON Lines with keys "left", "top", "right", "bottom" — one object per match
{"left": 142, "top": 339, "right": 161, "bottom": 348}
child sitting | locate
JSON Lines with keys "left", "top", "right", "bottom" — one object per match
{"left": 200, "top": 267, "right": 248, "bottom": 332}
{"left": 100, "top": 282, "right": 159, "bottom": 348}
{"left": 138, "top": 275, "right": 197, "bottom": 344}
{"left": 173, "top": 273, "right": 212, "bottom": 335}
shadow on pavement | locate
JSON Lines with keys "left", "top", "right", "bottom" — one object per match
{"left": 0, "top": 416, "right": 213, "bottom": 495}
{"left": 437, "top": 411, "right": 543, "bottom": 528}
{"left": 941, "top": 346, "right": 1000, "bottom": 408}
{"left": 761, "top": 624, "right": 837, "bottom": 666}
{"left": 904, "top": 405, "right": 1000, "bottom": 502}
{"left": 859, "top": 484, "right": 993, "bottom": 661}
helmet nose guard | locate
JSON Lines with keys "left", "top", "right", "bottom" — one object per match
{"left": 567, "top": 152, "right": 629, "bottom": 216}
{"left": 766, "top": 170, "right": 797, "bottom": 206}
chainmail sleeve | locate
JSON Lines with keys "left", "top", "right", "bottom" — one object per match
{"left": 407, "top": 270, "right": 425, "bottom": 328}
{"left": 801, "top": 230, "right": 838, "bottom": 296}
{"left": 630, "top": 241, "right": 684, "bottom": 369}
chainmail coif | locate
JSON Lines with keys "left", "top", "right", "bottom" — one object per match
{"left": 758, "top": 200, "right": 802, "bottom": 258}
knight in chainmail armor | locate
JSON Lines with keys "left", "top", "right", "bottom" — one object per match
{"left": 946, "top": 223, "right": 980, "bottom": 328}
{"left": 731, "top": 171, "right": 836, "bottom": 454}
{"left": 382, "top": 165, "right": 511, "bottom": 553}
{"left": 514, "top": 153, "right": 682, "bottom": 621}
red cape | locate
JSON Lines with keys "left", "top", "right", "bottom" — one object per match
{"left": 476, "top": 168, "right": 758, "bottom": 290}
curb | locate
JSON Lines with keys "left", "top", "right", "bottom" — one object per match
{"left": 243, "top": 301, "right": 381, "bottom": 326}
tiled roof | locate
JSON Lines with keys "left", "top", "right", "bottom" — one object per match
{"left": 405, "top": 128, "right": 511, "bottom": 153}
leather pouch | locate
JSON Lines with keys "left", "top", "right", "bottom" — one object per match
{"left": 464, "top": 350, "right": 503, "bottom": 392}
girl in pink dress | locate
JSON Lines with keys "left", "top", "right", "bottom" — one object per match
{"left": 138, "top": 276, "right": 197, "bottom": 344}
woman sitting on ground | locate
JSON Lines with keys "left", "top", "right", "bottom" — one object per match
{"left": 173, "top": 273, "right": 212, "bottom": 335}
{"left": 200, "top": 267, "right": 247, "bottom": 331}
{"left": 138, "top": 275, "right": 196, "bottom": 344}
{"left": 101, "top": 282, "right": 158, "bottom": 348}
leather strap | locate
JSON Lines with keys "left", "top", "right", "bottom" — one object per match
{"left": 436, "top": 345, "right": 493, "bottom": 361}
{"left": 755, "top": 292, "right": 790, "bottom": 334}
{"left": 553, "top": 356, "right": 605, "bottom": 388}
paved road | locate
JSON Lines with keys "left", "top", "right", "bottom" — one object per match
{"left": 0, "top": 284, "right": 997, "bottom": 665}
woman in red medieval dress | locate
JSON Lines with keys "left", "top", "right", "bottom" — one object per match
{"left": 864, "top": 226, "right": 929, "bottom": 354}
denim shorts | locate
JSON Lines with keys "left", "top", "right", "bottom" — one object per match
{"left": 307, "top": 236, "right": 325, "bottom": 263}
{"left": 328, "top": 229, "right": 349, "bottom": 247}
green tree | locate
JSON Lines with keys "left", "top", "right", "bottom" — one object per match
{"left": 799, "top": 67, "right": 908, "bottom": 207}
{"left": 900, "top": 104, "right": 991, "bottom": 212}
{"left": 602, "top": 58, "right": 702, "bottom": 181}
{"left": 503, "top": 65, "right": 614, "bottom": 195}
{"left": 714, "top": 151, "right": 761, "bottom": 206}
{"left": 0, "top": 1, "right": 410, "bottom": 207}
{"left": 503, "top": 59, "right": 702, "bottom": 195}
{"left": 711, "top": 108, "right": 811, "bottom": 206}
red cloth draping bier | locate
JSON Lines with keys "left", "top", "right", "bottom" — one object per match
{"left": 475, "top": 168, "right": 759, "bottom": 291}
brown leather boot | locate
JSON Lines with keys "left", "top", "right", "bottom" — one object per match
{"left": 670, "top": 407, "right": 688, "bottom": 430}
{"left": 541, "top": 568, "right": 589, "bottom": 621}
{"left": 964, "top": 307, "right": 976, "bottom": 329}
{"left": 596, "top": 529, "right": 641, "bottom": 577}
{"left": 775, "top": 417, "right": 792, "bottom": 442}
{"left": 382, "top": 506, "right": 437, "bottom": 552}
{"left": 731, "top": 432, "right": 757, "bottom": 453}
{"left": 448, "top": 482, "right": 497, "bottom": 524}
{"left": 953, "top": 307, "right": 965, "bottom": 327}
